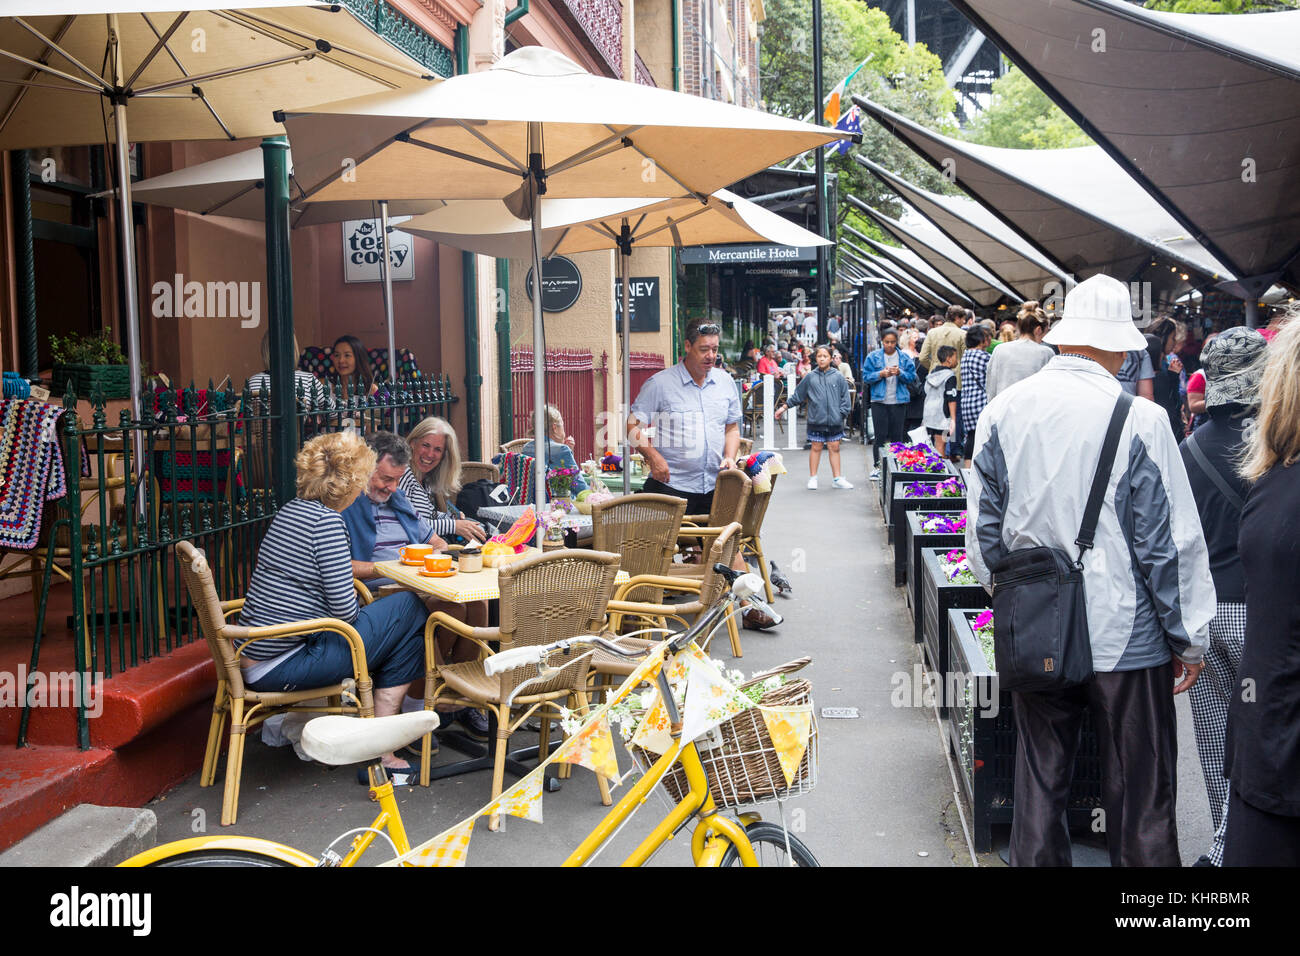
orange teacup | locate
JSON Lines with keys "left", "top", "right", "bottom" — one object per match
{"left": 400, "top": 543, "right": 433, "bottom": 565}
{"left": 424, "top": 554, "right": 454, "bottom": 574}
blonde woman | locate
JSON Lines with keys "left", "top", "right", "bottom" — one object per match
{"left": 399, "top": 417, "right": 485, "bottom": 543}
{"left": 520, "top": 404, "right": 589, "bottom": 494}
{"left": 235, "top": 430, "right": 430, "bottom": 777}
{"left": 1223, "top": 318, "right": 1300, "bottom": 866}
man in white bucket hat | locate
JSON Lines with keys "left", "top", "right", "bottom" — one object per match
{"left": 965, "top": 274, "right": 1214, "bottom": 867}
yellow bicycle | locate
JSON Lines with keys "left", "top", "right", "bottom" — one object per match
{"left": 122, "top": 570, "right": 817, "bottom": 867}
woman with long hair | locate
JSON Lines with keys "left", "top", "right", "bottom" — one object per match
{"left": 330, "top": 334, "right": 377, "bottom": 399}
{"left": 1223, "top": 318, "right": 1300, "bottom": 866}
{"left": 399, "top": 416, "right": 486, "bottom": 543}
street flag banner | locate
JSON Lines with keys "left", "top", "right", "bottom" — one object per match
{"left": 825, "top": 106, "right": 861, "bottom": 156}
{"left": 760, "top": 705, "right": 813, "bottom": 786}
{"left": 824, "top": 77, "right": 847, "bottom": 125}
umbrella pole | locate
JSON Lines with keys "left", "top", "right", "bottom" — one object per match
{"left": 529, "top": 131, "right": 547, "bottom": 544}
{"left": 620, "top": 231, "right": 632, "bottom": 495}
{"left": 379, "top": 199, "right": 399, "bottom": 429}
{"left": 110, "top": 95, "right": 146, "bottom": 494}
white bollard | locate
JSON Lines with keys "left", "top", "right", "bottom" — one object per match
{"left": 786, "top": 367, "right": 800, "bottom": 451}
{"left": 761, "top": 372, "right": 775, "bottom": 450}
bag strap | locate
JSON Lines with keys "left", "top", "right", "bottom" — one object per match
{"left": 1185, "top": 430, "right": 1245, "bottom": 512}
{"left": 1075, "top": 391, "right": 1134, "bottom": 558}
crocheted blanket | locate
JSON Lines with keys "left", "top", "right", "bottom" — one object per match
{"left": 499, "top": 451, "right": 538, "bottom": 505}
{"left": 0, "top": 399, "right": 68, "bottom": 551}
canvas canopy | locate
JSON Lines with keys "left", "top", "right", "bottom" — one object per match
{"left": 841, "top": 224, "right": 974, "bottom": 307}
{"left": 947, "top": 0, "right": 1300, "bottom": 296}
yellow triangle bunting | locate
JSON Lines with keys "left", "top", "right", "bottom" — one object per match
{"left": 557, "top": 713, "right": 620, "bottom": 782}
{"left": 401, "top": 817, "right": 475, "bottom": 867}
{"left": 760, "top": 705, "right": 813, "bottom": 787}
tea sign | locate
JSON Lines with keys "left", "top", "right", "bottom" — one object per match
{"left": 343, "top": 218, "right": 415, "bottom": 283}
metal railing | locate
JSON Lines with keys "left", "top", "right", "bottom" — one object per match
{"left": 22, "top": 374, "right": 457, "bottom": 749}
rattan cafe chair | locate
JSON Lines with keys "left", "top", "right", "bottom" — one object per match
{"left": 590, "top": 493, "right": 686, "bottom": 632}
{"left": 422, "top": 549, "right": 622, "bottom": 829}
{"left": 177, "top": 540, "right": 375, "bottom": 826}
{"left": 459, "top": 461, "right": 501, "bottom": 487}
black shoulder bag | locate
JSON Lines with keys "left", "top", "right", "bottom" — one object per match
{"left": 991, "top": 391, "right": 1133, "bottom": 693}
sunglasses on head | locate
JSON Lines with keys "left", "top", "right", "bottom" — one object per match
{"left": 693, "top": 323, "right": 721, "bottom": 336}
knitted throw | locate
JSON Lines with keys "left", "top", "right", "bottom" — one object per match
{"left": 0, "top": 398, "right": 68, "bottom": 551}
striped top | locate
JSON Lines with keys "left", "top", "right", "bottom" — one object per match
{"left": 237, "top": 498, "right": 359, "bottom": 661}
{"left": 398, "top": 468, "right": 458, "bottom": 537}
{"left": 244, "top": 370, "right": 331, "bottom": 411}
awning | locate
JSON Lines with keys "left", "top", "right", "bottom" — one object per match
{"left": 947, "top": 0, "right": 1300, "bottom": 294}
{"left": 840, "top": 242, "right": 952, "bottom": 310}
{"left": 842, "top": 223, "right": 975, "bottom": 307}
{"left": 855, "top": 155, "right": 1070, "bottom": 301}
{"left": 845, "top": 194, "right": 1018, "bottom": 306}
{"left": 853, "top": 97, "right": 1234, "bottom": 297}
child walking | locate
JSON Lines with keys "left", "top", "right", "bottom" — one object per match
{"left": 777, "top": 345, "right": 853, "bottom": 489}
{"left": 922, "top": 345, "right": 960, "bottom": 457}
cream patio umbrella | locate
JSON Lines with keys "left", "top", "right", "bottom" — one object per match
{"left": 0, "top": 1, "right": 435, "bottom": 418}
{"left": 121, "top": 145, "right": 443, "bottom": 381}
{"left": 282, "top": 45, "right": 852, "bottom": 512}
{"left": 400, "top": 188, "right": 832, "bottom": 491}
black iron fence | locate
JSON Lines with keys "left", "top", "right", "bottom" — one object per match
{"left": 22, "top": 374, "right": 457, "bottom": 748}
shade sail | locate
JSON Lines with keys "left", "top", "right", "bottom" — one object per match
{"left": 854, "top": 97, "right": 1234, "bottom": 291}
{"left": 840, "top": 243, "right": 950, "bottom": 310}
{"left": 842, "top": 223, "right": 974, "bottom": 306}
{"left": 124, "top": 145, "right": 442, "bottom": 225}
{"left": 845, "top": 195, "right": 1017, "bottom": 306}
{"left": 284, "top": 46, "right": 847, "bottom": 204}
{"left": 947, "top": 0, "right": 1300, "bottom": 291}
{"left": 855, "top": 156, "right": 1070, "bottom": 301}
{"left": 399, "top": 188, "right": 829, "bottom": 259}
{"left": 0, "top": 4, "right": 433, "bottom": 148}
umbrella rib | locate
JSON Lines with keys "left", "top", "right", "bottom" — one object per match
{"left": 0, "top": 77, "right": 104, "bottom": 94}
{"left": 545, "top": 127, "right": 642, "bottom": 177}
{"left": 295, "top": 131, "right": 411, "bottom": 201}
{"left": 11, "top": 17, "right": 107, "bottom": 89}
{"left": 0, "top": 16, "right": 77, "bottom": 136}
{"left": 230, "top": 10, "right": 434, "bottom": 82}
{"left": 202, "top": 181, "right": 263, "bottom": 217}
{"left": 604, "top": 128, "right": 707, "bottom": 201}
{"left": 636, "top": 204, "right": 713, "bottom": 243}
{"left": 125, "top": 12, "right": 188, "bottom": 91}
{"left": 396, "top": 134, "right": 521, "bottom": 176}
{"left": 133, "top": 52, "right": 318, "bottom": 96}
{"left": 0, "top": 46, "right": 108, "bottom": 93}
{"left": 545, "top": 227, "right": 571, "bottom": 259}
{"left": 139, "top": 12, "right": 235, "bottom": 140}
{"left": 586, "top": 221, "right": 620, "bottom": 242}
{"left": 453, "top": 121, "right": 527, "bottom": 173}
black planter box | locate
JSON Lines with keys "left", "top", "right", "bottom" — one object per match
{"left": 901, "top": 509, "right": 966, "bottom": 597}
{"left": 918, "top": 548, "right": 988, "bottom": 691}
{"left": 947, "top": 609, "right": 1104, "bottom": 854}
{"left": 877, "top": 450, "right": 895, "bottom": 517}
{"left": 883, "top": 460, "right": 953, "bottom": 529}
{"left": 888, "top": 480, "right": 963, "bottom": 546}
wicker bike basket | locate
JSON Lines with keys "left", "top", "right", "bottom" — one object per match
{"left": 631, "top": 657, "right": 818, "bottom": 809}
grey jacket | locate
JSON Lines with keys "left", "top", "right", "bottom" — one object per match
{"left": 784, "top": 366, "right": 851, "bottom": 430}
{"left": 966, "top": 356, "right": 1213, "bottom": 670}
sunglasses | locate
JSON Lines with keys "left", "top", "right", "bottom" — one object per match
{"left": 693, "top": 323, "right": 721, "bottom": 336}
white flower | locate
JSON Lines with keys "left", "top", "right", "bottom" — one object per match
{"left": 727, "top": 669, "right": 746, "bottom": 685}
{"left": 639, "top": 689, "right": 658, "bottom": 710}
{"left": 763, "top": 675, "right": 783, "bottom": 692}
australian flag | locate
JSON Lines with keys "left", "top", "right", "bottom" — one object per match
{"left": 825, "top": 105, "right": 861, "bottom": 157}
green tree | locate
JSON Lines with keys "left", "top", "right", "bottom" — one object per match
{"left": 962, "top": 66, "right": 1092, "bottom": 150}
{"left": 757, "top": 0, "right": 957, "bottom": 245}
{"left": 1143, "top": 1, "right": 1297, "bottom": 12}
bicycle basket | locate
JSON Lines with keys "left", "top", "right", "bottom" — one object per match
{"left": 631, "top": 657, "right": 818, "bottom": 810}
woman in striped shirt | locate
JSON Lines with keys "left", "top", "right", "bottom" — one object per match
{"left": 399, "top": 417, "right": 486, "bottom": 543}
{"left": 237, "top": 430, "right": 429, "bottom": 774}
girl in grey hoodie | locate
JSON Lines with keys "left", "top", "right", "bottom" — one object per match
{"left": 777, "top": 345, "right": 854, "bottom": 489}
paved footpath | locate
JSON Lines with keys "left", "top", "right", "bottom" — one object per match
{"left": 144, "top": 429, "right": 1213, "bottom": 866}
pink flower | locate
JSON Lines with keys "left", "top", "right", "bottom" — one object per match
{"left": 974, "top": 609, "right": 993, "bottom": 630}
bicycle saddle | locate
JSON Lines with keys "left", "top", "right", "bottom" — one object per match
{"left": 300, "top": 711, "right": 440, "bottom": 766}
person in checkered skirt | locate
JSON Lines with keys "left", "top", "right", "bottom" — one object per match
{"left": 958, "top": 325, "right": 991, "bottom": 468}
{"left": 1177, "top": 327, "right": 1268, "bottom": 866}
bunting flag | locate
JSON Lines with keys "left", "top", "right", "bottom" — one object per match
{"left": 557, "top": 713, "right": 620, "bottom": 782}
{"left": 488, "top": 772, "right": 544, "bottom": 824}
{"left": 400, "top": 818, "right": 475, "bottom": 867}
{"left": 630, "top": 693, "right": 675, "bottom": 756}
{"left": 760, "top": 705, "right": 814, "bottom": 787}
{"left": 681, "top": 651, "right": 756, "bottom": 742}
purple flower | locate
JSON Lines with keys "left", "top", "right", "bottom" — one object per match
{"left": 974, "top": 609, "right": 993, "bottom": 630}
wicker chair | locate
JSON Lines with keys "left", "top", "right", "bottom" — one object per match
{"left": 422, "top": 549, "right": 622, "bottom": 828}
{"left": 459, "top": 461, "right": 501, "bottom": 486}
{"left": 593, "top": 522, "right": 744, "bottom": 686}
{"left": 676, "top": 472, "right": 778, "bottom": 602}
{"left": 590, "top": 493, "right": 686, "bottom": 625}
{"left": 499, "top": 438, "right": 530, "bottom": 455}
{"left": 737, "top": 437, "right": 754, "bottom": 458}
{"left": 680, "top": 467, "right": 751, "bottom": 528}
{"left": 176, "top": 541, "right": 375, "bottom": 826}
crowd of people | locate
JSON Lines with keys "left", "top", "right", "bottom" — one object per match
{"left": 868, "top": 274, "right": 1298, "bottom": 867}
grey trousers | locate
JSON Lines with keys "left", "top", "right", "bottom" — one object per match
{"left": 1010, "top": 662, "right": 1180, "bottom": 867}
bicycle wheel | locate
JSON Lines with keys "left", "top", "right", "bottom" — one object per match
{"left": 719, "top": 821, "right": 819, "bottom": 867}
{"left": 147, "top": 849, "right": 300, "bottom": 867}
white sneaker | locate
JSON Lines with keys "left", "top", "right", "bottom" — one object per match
{"left": 869, "top": 468, "right": 881, "bottom": 481}
{"left": 806, "top": 476, "right": 818, "bottom": 490}
{"left": 832, "top": 476, "right": 854, "bottom": 490}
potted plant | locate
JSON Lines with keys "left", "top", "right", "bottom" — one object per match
{"left": 917, "top": 548, "right": 988, "bottom": 692}
{"left": 900, "top": 508, "right": 966, "bottom": 602}
{"left": 947, "top": 609, "right": 1103, "bottom": 853}
{"left": 878, "top": 441, "right": 952, "bottom": 517}
{"left": 888, "top": 475, "right": 963, "bottom": 546}
{"left": 49, "top": 327, "right": 131, "bottom": 400}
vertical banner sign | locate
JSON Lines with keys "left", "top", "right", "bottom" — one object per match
{"left": 614, "top": 276, "right": 660, "bottom": 332}
{"left": 786, "top": 367, "right": 800, "bottom": 451}
{"left": 343, "top": 218, "right": 416, "bottom": 283}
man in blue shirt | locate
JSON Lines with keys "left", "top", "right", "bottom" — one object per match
{"left": 628, "top": 318, "right": 742, "bottom": 515}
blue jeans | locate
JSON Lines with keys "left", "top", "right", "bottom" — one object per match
{"left": 249, "top": 591, "right": 427, "bottom": 692}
